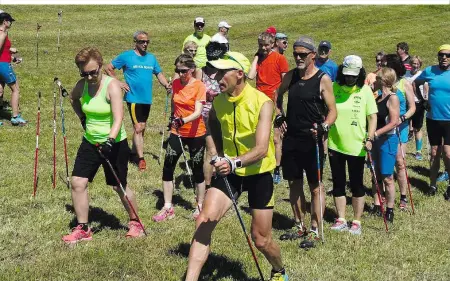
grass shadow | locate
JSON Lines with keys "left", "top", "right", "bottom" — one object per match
{"left": 409, "top": 176, "right": 431, "bottom": 195}
{"left": 409, "top": 165, "right": 430, "bottom": 177}
{"left": 169, "top": 243, "right": 261, "bottom": 281}
{"left": 152, "top": 189, "right": 193, "bottom": 210}
{"left": 143, "top": 151, "right": 160, "bottom": 161}
{"left": 65, "top": 204, "right": 126, "bottom": 233}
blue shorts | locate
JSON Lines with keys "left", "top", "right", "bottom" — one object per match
{"left": 398, "top": 122, "right": 409, "bottom": 144}
{"left": 0, "top": 63, "right": 17, "bottom": 84}
{"left": 372, "top": 134, "right": 399, "bottom": 178}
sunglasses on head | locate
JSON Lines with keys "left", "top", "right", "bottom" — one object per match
{"left": 293, "top": 51, "right": 311, "bottom": 59}
{"left": 438, "top": 52, "right": 450, "bottom": 59}
{"left": 136, "top": 40, "right": 150, "bottom": 45}
{"left": 175, "top": 68, "right": 190, "bottom": 74}
{"left": 80, "top": 68, "right": 99, "bottom": 78}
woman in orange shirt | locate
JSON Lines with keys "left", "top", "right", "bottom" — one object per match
{"left": 153, "top": 54, "right": 207, "bottom": 222}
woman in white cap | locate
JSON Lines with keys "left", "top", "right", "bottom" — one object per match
{"left": 328, "top": 55, "right": 378, "bottom": 235}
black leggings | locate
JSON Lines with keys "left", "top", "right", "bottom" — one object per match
{"left": 162, "top": 133, "right": 206, "bottom": 183}
{"left": 329, "top": 149, "right": 366, "bottom": 198}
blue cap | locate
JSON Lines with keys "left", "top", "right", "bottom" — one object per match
{"left": 319, "top": 40, "right": 332, "bottom": 49}
{"left": 275, "top": 33, "right": 288, "bottom": 39}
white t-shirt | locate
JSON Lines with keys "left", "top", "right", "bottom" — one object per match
{"left": 405, "top": 70, "right": 423, "bottom": 102}
{"left": 211, "top": 33, "right": 228, "bottom": 44}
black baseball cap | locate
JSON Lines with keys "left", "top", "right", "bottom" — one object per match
{"left": 0, "top": 13, "right": 15, "bottom": 22}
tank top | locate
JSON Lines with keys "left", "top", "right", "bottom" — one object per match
{"left": 81, "top": 76, "right": 127, "bottom": 144}
{"left": 201, "top": 70, "right": 220, "bottom": 117}
{"left": 286, "top": 69, "right": 326, "bottom": 138}
{"left": 376, "top": 93, "right": 395, "bottom": 134}
{"left": 0, "top": 35, "right": 11, "bottom": 63}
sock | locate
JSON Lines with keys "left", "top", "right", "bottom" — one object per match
{"left": 130, "top": 218, "right": 139, "bottom": 222}
{"left": 338, "top": 217, "right": 347, "bottom": 223}
{"left": 352, "top": 220, "right": 361, "bottom": 225}
{"left": 294, "top": 221, "right": 304, "bottom": 228}
{"left": 416, "top": 139, "right": 423, "bottom": 151}
{"left": 400, "top": 194, "right": 407, "bottom": 202}
{"left": 78, "top": 223, "right": 89, "bottom": 231}
{"left": 271, "top": 267, "right": 286, "bottom": 275}
{"left": 386, "top": 207, "right": 393, "bottom": 213}
{"left": 310, "top": 226, "right": 318, "bottom": 235}
{"left": 139, "top": 157, "right": 144, "bottom": 161}
{"left": 274, "top": 166, "right": 280, "bottom": 173}
{"left": 164, "top": 203, "right": 173, "bottom": 209}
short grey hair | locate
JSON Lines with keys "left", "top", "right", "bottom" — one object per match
{"left": 133, "top": 31, "right": 148, "bottom": 41}
{"left": 293, "top": 35, "right": 316, "bottom": 52}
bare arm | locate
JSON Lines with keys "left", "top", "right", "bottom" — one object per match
{"left": 275, "top": 69, "right": 293, "bottom": 113}
{"left": 320, "top": 74, "right": 337, "bottom": 126}
{"left": 104, "top": 63, "right": 130, "bottom": 93}
{"left": 423, "top": 82, "right": 429, "bottom": 100}
{"left": 106, "top": 79, "right": 124, "bottom": 139}
{"left": 367, "top": 113, "right": 377, "bottom": 139}
{"left": 182, "top": 101, "right": 203, "bottom": 123}
{"left": 402, "top": 80, "right": 416, "bottom": 119}
{"left": 247, "top": 55, "right": 259, "bottom": 80}
{"left": 69, "top": 80, "right": 86, "bottom": 120}
{"left": 0, "top": 32, "right": 7, "bottom": 51}
{"left": 376, "top": 95, "right": 400, "bottom": 136}
{"left": 156, "top": 72, "right": 171, "bottom": 92}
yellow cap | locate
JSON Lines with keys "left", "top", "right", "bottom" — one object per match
{"left": 438, "top": 44, "right": 450, "bottom": 52}
{"left": 208, "top": 52, "right": 250, "bottom": 75}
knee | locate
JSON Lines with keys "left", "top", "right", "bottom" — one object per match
{"left": 396, "top": 158, "right": 405, "bottom": 170}
{"left": 134, "top": 124, "right": 144, "bottom": 134}
{"left": 111, "top": 185, "right": 121, "bottom": 193}
{"left": 71, "top": 178, "right": 87, "bottom": 192}
{"left": 252, "top": 231, "right": 272, "bottom": 250}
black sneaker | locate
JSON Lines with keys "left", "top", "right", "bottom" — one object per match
{"left": 385, "top": 211, "right": 394, "bottom": 223}
{"left": 443, "top": 186, "right": 450, "bottom": 201}
{"left": 280, "top": 224, "right": 307, "bottom": 241}
{"left": 369, "top": 205, "right": 383, "bottom": 217}
{"left": 299, "top": 231, "right": 319, "bottom": 249}
{"left": 428, "top": 185, "right": 438, "bottom": 196}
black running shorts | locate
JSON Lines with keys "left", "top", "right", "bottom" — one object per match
{"left": 210, "top": 172, "right": 274, "bottom": 209}
{"left": 127, "top": 102, "right": 151, "bottom": 125}
{"left": 411, "top": 102, "right": 425, "bottom": 130}
{"left": 72, "top": 138, "right": 130, "bottom": 186}
{"left": 426, "top": 118, "right": 450, "bottom": 146}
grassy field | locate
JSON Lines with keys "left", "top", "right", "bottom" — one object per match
{"left": 1, "top": 5, "right": 450, "bottom": 281}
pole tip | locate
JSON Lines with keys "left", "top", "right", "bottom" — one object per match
{"left": 53, "top": 77, "right": 58, "bottom": 82}
{"left": 38, "top": 91, "right": 41, "bottom": 98}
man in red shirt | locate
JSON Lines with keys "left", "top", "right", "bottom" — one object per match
{"left": 249, "top": 32, "right": 289, "bottom": 184}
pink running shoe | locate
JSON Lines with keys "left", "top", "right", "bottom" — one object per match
{"left": 62, "top": 225, "right": 93, "bottom": 244}
{"left": 152, "top": 207, "right": 175, "bottom": 222}
{"left": 126, "top": 221, "right": 145, "bottom": 238}
{"left": 192, "top": 205, "right": 202, "bottom": 220}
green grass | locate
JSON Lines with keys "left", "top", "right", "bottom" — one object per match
{"left": 1, "top": 5, "right": 450, "bottom": 281}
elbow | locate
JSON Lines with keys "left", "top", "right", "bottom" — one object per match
{"left": 256, "top": 145, "right": 269, "bottom": 161}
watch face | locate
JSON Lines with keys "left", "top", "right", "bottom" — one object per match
{"left": 236, "top": 159, "right": 242, "bottom": 168}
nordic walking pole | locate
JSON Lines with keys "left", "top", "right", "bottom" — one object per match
{"left": 367, "top": 152, "right": 389, "bottom": 232}
{"left": 176, "top": 127, "right": 194, "bottom": 189}
{"left": 57, "top": 10, "right": 62, "bottom": 51}
{"left": 57, "top": 80, "right": 70, "bottom": 189}
{"left": 97, "top": 146, "right": 147, "bottom": 236}
{"left": 33, "top": 92, "right": 42, "bottom": 197}
{"left": 313, "top": 123, "right": 325, "bottom": 242}
{"left": 159, "top": 78, "right": 171, "bottom": 165}
{"left": 209, "top": 158, "right": 264, "bottom": 281}
{"left": 396, "top": 127, "right": 415, "bottom": 214}
{"left": 52, "top": 90, "right": 57, "bottom": 189}
{"left": 36, "top": 23, "right": 42, "bottom": 68}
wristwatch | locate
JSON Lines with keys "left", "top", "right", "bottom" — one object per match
{"left": 321, "top": 123, "right": 329, "bottom": 132}
{"left": 234, "top": 158, "right": 242, "bottom": 169}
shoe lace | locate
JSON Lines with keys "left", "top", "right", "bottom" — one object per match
{"left": 157, "top": 208, "right": 170, "bottom": 217}
{"left": 70, "top": 225, "right": 86, "bottom": 238}
{"left": 269, "top": 272, "right": 282, "bottom": 281}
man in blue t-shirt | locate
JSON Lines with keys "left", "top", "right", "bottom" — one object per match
{"left": 106, "top": 31, "right": 171, "bottom": 171}
{"left": 315, "top": 40, "right": 338, "bottom": 82}
{"left": 414, "top": 44, "right": 450, "bottom": 198}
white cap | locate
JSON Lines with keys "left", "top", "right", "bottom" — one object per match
{"left": 194, "top": 17, "right": 205, "bottom": 24}
{"left": 342, "top": 55, "right": 363, "bottom": 76}
{"left": 0, "top": 10, "right": 4, "bottom": 14}
{"left": 218, "top": 21, "right": 231, "bottom": 29}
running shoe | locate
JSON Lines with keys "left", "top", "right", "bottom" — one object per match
{"left": 443, "top": 186, "right": 450, "bottom": 201}
{"left": 428, "top": 185, "right": 438, "bottom": 196}
{"left": 330, "top": 218, "right": 348, "bottom": 232}
{"left": 279, "top": 224, "right": 307, "bottom": 240}
{"left": 399, "top": 198, "right": 408, "bottom": 211}
{"left": 138, "top": 159, "right": 146, "bottom": 171}
{"left": 152, "top": 207, "right": 175, "bottom": 222}
{"left": 273, "top": 169, "right": 281, "bottom": 185}
{"left": 192, "top": 205, "right": 202, "bottom": 220}
{"left": 349, "top": 222, "right": 362, "bottom": 235}
{"left": 414, "top": 151, "right": 423, "bottom": 161}
{"left": 269, "top": 272, "right": 289, "bottom": 281}
{"left": 0, "top": 121, "right": 3, "bottom": 126}
{"left": 385, "top": 210, "right": 394, "bottom": 223}
{"left": 10, "top": 114, "right": 27, "bottom": 126}
{"left": 437, "top": 171, "right": 449, "bottom": 182}
{"left": 369, "top": 205, "right": 383, "bottom": 217}
{"left": 299, "top": 230, "right": 319, "bottom": 249}
{"left": 62, "top": 224, "right": 93, "bottom": 244}
{"left": 126, "top": 220, "right": 145, "bottom": 238}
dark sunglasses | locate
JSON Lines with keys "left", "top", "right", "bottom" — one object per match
{"left": 195, "top": 23, "right": 205, "bottom": 28}
{"left": 80, "top": 68, "right": 100, "bottom": 78}
{"left": 282, "top": 41, "right": 288, "bottom": 45}
{"left": 175, "top": 68, "right": 190, "bottom": 74}
{"left": 438, "top": 52, "right": 450, "bottom": 59}
{"left": 187, "top": 49, "right": 197, "bottom": 53}
{"left": 136, "top": 40, "right": 150, "bottom": 44}
{"left": 293, "top": 51, "right": 311, "bottom": 59}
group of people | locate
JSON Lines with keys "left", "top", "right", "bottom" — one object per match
{"left": 3, "top": 9, "right": 448, "bottom": 280}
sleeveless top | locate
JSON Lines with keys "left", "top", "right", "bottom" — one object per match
{"left": 81, "top": 76, "right": 127, "bottom": 144}
{"left": 0, "top": 35, "right": 11, "bottom": 63}
{"left": 376, "top": 94, "right": 395, "bottom": 135}
{"left": 201, "top": 70, "right": 220, "bottom": 117}
{"left": 286, "top": 69, "right": 326, "bottom": 139}
{"left": 213, "top": 83, "right": 276, "bottom": 176}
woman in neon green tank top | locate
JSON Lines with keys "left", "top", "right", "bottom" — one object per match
{"left": 62, "top": 47, "right": 145, "bottom": 244}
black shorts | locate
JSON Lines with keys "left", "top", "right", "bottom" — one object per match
{"left": 281, "top": 136, "right": 324, "bottom": 184}
{"left": 127, "top": 102, "right": 151, "bottom": 125}
{"left": 411, "top": 102, "right": 425, "bottom": 130}
{"left": 72, "top": 137, "right": 130, "bottom": 186}
{"left": 426, "top": 118, "right": 450, "bottom": 146}
{"left": 210, "top": 172, "right": 274, "bottom": 210}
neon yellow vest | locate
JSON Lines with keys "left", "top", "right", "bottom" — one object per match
{"left": 213, "top": 83, "right": 276, "bottom": 176}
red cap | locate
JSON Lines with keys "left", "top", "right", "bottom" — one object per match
{"left": 266, "top": 26, "right": 277, "bottom": 35}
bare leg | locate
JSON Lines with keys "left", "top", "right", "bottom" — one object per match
{"left": 429, "top": 145, "right": 441, "bottom": 187}
{"left": 163, "top": 180, "right": 174, "bottom": 205}
{"left": 383, "top": 175, "right": 396, "bottom": 209}
{"left": 133, "top": 123, "right": 146, "bottom": 159}
{"left": 71, "top": 176, "right": 90, "bottom": 223}
{"left": 333, "top": 196, "right": 346, "bottom": 219}
{"left": 274, "top": 128, "right": 282, "bottom": 167}
{"left": 309, "top": 182, "right": 325, "bottom": 229}
{"left": 395, "top": 142, "right": 408, "bottom": 198}
{"left": 112, "top": 184, "right": 139, "bottom": 220}
{"left": 352, "top": 196, "right": 364, "bottom": 221}
{"left": 288, "top": 179, "right": 306, "bottom": 224}
{"left": 8, "top": 82, "right": 20, "bottom": 117}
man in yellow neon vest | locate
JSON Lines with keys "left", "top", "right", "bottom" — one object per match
{"left": 185, "top": 52, "right": 288, "bottom": 281}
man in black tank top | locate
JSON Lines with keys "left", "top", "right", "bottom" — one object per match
{"left": 275, "top": 36, "right": 337, "bottom": 249}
